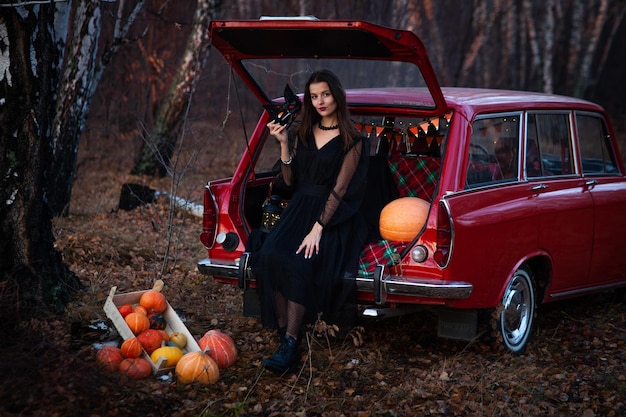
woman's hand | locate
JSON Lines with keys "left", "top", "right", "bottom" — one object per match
{"left": 267, "top": 121, "right": 287, "bottom": 144}
{"left": 296, "top": 222, "right": 323, "bottom": 259}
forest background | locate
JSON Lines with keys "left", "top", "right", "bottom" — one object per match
{"left": 92, "top": 0, "right": 626, "bottom": 177}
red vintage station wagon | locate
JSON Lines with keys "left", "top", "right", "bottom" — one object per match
{"left": 198, "top": 18, "right": 626, "bottom": 353}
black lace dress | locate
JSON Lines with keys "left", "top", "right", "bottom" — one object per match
{"left": 255, "top": 132, "right": 370, "bottom": 332}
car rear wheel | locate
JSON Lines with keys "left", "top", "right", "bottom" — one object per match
{"left": 491, "top": 265, "right": 536, "bottom": 354}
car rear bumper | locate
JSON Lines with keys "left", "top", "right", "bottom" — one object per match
{"left": 356, "top": 264, "right": 473, "bottom": 304}
{"left": 197, "top": 257, "right": 240, "bottom": 279}
{"left": 198, "top": 254, "right": 473, "bottom": 303}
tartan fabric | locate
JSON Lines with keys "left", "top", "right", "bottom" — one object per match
{"left": 387, "top": 156, "right": 441, "bottom": 201}
{"left": 358, "top": 240, "right": 408, "bottom": 277}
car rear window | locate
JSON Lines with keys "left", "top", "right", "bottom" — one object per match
{"left": 465, "top": 114, "right": 521, "bottom": 188}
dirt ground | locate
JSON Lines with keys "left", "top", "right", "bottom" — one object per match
{"left": 1, "top": 122, "right": 625, "bottom": 417}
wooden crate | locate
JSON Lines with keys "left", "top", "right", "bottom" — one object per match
{"left": 103, "top": 285, "right": 200, "bottom": 375}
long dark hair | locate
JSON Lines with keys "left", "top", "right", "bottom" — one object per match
{"left": 298, "top": 69, "right": 358, "bottom": 151}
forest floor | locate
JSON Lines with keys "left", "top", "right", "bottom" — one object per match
{"left": 1, "top": 125, "right": 626, "bottom": 417}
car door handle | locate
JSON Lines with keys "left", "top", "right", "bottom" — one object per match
{"left": 532, "top": 183, "right": 547, "bottom": 191}
{"left": 585, "top": 179, "right": 597, "bottom": 188}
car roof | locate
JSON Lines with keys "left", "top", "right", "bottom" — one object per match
{"left": 344, "top": 87, "right": 604, "bottom": 116}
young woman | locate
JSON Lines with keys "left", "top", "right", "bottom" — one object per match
{"left": 257, "top": 69, "right": 370, "bottom": 373}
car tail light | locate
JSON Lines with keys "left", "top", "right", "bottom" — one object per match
{"left": 434, "top": 201, "right": 452, "bottom": 267}
{"left": 200, "top": 186, "right": 218, "bottom": 249}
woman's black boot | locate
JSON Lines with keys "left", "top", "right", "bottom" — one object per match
{"left": 262, "top": 335, "right": 299, "bottom": 373}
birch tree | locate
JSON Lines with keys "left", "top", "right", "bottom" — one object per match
{"left": 132, "top": 0, "right": 223, "bottom": 177}
{"left": 0, "top": 2, "right": 80, "bottom": 325}
{"left": 47, "top": 0, "right": 146, "bottom": 216}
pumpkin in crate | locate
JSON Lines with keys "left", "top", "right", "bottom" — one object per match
{"left": 120, "top": 337, "right": 143, "bottom": 358}
{"left": 139, "top": 280, "right": 167, "bottom": 313}
{"left": 125, "top": 312, "right": 150, "bottom": 335}
{"left": 151, "top": 345, "right": 183, "bottom": 367}
{"left": 137, "top": 329, "right": 163, "bottom": 354}
{"left": 148, "top": 312, "right": 166, "bottom": 330}
{"left": 96, "top": 346, "right": 124, "bottom": 372}
{"left": 379, "top": 197, "right": 430, "bottom": 242}
{"left": 157, "top": 330, "right": 170, "bottom": 342}
{"left": 175, "top": 349, "right": 219, "bottom": 384}
{"left": 117, "top": 304, "right": 133, "bottom": 318}
{"left": 198, "top": 330, "right": 238, "bottom": 369}
{"left": 119, "top": 357, "right": 152, "bottom": 379}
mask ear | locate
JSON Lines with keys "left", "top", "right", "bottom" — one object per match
{"left": 263, "top": 84, "right": 302, "bottom": 128}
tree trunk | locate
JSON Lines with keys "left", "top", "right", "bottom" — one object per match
{"left": 131, "top": 0, "right": 223, "bottom": 177}
{"left": 0, "top": 4, "right": 81, "bottom": 329}
{"left": 47, "top": 0, "right": 146, "bottom": 216}
{"left": 47, "top": 0, "right": 102, "bottom": 217}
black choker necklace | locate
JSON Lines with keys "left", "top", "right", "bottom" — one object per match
{"left": 318, "top": 121, "right": 339, "bottom": 131}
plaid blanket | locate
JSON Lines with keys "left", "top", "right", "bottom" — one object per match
{"left": 358, "top": 240, "right": 408, "bottom": 277}
{"left": 387, "top": 155, "right": 440, "bottom": 201}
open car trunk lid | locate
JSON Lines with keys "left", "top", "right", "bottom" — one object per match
{"left": 209, "top": 18, "right": 448, "bottom": 117}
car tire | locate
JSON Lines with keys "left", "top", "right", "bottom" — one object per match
{"left": 488, "top": 265, "right": 536, "bottom": 354}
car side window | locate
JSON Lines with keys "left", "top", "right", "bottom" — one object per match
{"left": 465, "top": 115, "right": 520, "bottom": 188}
{"left": 576, "top": 113, "right": 618, "bottom": 174}
{"left": 526, "top": 113, "right": 574, "bottom": 177}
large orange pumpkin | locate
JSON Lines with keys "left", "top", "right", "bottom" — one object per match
{"left": 96, "top": 346, "right": 124, "bottom": 372}
{"left": 119, "top": 357, "right": 152, "bottom": 379}
{"left": 175, "top": 349, "right": 219, "bottom": 384}
{"left": 379, "top": 197, "right": 430, "bottom": 242}
{"left": 197, "top": 330, "right": 238, "bottom": 369}
{"left": 125, "top": 312, "right": 150, "bottom": 335}
{"left": 137, "top": 329, "right": 163, "bottom": 355}
{"left": 120, "top": 337, "right": 143, "bottom": 358}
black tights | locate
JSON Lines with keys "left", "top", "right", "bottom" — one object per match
{"left": 274, "top": 291, "right": 305, "bottom": 340}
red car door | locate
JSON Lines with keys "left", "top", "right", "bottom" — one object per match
{"left": 526, "top": 113, "right": 594, "bottom": 295}
{"left": 576, "top": 112, "right": 626, "bottom": 286}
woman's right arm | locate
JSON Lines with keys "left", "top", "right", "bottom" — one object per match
{"left": 268, "top": 122, "right": 294, "bottom": 186}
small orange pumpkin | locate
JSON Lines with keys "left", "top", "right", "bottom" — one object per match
{"left": 133, "top": 305, "right": 148, "bottom": 316}
{"left": 137, "top": 329, "right": 163, "bottom": 355}
{"left": 175, "top": 349, "right": 219, "bottom": 384}
{"left": 120, "top": 337, "right": 143, "bottom": 358}
{"left": 96, "top": 346, "right": 124, "bottom": 372}
{"left": 379, "top": 197, "right": 430, "bottom": 242}
{"left": 139, "top": 280, "right": 167, "bottom": 313}
{"left": 198, "top": 330, "right": 238, "bottom": 369}
{"left": 119, "top": 357, "right": 152, "bottom": 379}
{"left": 125, "top": 312, "right": 150, "bottom": 335}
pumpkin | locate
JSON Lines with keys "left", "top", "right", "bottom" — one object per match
{"left": 137, "top": 329, "right": 163, "bottom": 354}
{"left": 117, "top": 304, "right": 133, "bottom": 318}
{"left": 197, "top": 330, "right": 238, "bottom": 369}
{"left": 125, "top": 312, "right": 150, "bottom": 335}
{"left": 175, "top": 349, "right": 219, "bottom": 384}
{"left": 151, "top": 345, "right": 183, "bottom": 367}
{"left": 157, "top": 330, "right": 170, "bottom": 341}
{"left": 169, "top": 332, "right": 187, "bottom": 349}
{"left": 139, "top": 279, "right": 167, "bottom": 313}
{"left": 379, "top": 197, "right": 430, "bottom": 242}
{"left": 96, "top": 346, "right": 124, "bottom": 372}
{"left": 120, "top": 337, "right": 143, "bottom": 358}
{"left": 119, "top": 357, "right": 152, "bottom": 379}
{"left": 148, "top": 312, "right": 166, "bottom": 330}
{"left": 133, "top": 305, "right": 148, "bottom": 316}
